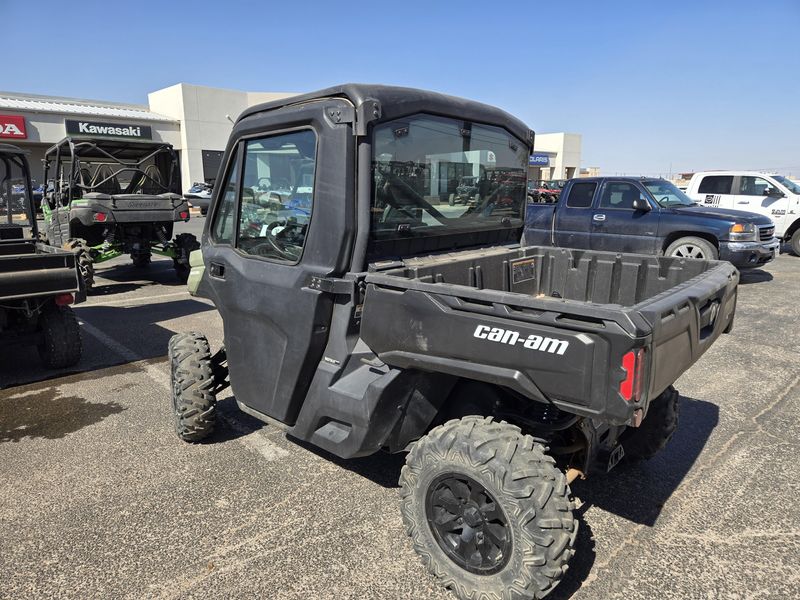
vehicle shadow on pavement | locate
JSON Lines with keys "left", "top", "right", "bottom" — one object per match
{"left": 88, "top": 282, "right": 152, "bottom": 297}
{"left": 77, "top": 299, "right": 216, "bottom": 359}
{"left": 570, "top": 394, "right": 718, "bottom": 527}
{"left": 738, "top": 269, "right": 773, "bottom": 285}
{"left": 94, "top": 261, "right": 187, "bottom": 288}
{"left": 0, "top": 385, "right": 124, "bottom": 443}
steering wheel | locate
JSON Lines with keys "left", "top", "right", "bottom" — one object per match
{"left": 257, "top": 177, "right": 272, "bottom": 190}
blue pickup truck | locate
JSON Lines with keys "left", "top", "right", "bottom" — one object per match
{"left": 524, "top": 177, "right": 779, "bottom": 268}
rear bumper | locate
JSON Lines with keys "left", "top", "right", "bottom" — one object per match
{"left": 719, "top": 238, "right": 779, "bottom": 268}
{"left": 70, "top": 202, "right": 191, "bottom": 226}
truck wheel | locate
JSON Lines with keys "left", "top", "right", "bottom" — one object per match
{"left": 173, "top": 233, "right": 200, "bottom": 284}
{"left": 620, "top": 386, "right": 679, "bottom": 461}
{"left": 399, "top": 416, "right": 576, "bottom": 600}
{"left": 37, "top": 304, "right": 82, "bottom": 368}
{"left": 64, "top": 238, "right": 95, "bottom": 290}
{"left": 169, "top": 332, "right": 216, "bottom": 442}
{"left": 790, "top": 229, "right": 800, "bottom": 257}
{"left": 665, "top": 236, "right": 718, "bottom": 261}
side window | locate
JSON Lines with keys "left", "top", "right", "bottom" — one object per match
{"left": 599, "top": 182, "right": 642, "bottom": 210}
{"left": 236, "top": 129, "right": 317, "bottom": 262}
{"left": 210, "top": 149, "right": 241, "bottom": 244}
{"left": 698, "top": 175, "right": 733, "bottom": 194}
{"left": 737, "top": 176, "right": 775, "bottom": 196}
{"left": 565, "top": 182, "right": 596, "bottom": 208}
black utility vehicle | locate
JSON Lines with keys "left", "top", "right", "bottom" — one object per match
{"left": 169, "top": 85, "right": 738, "bottom": 600}
{"left": 0, "top": 144, "right": 83, "bottom": 370}
{"left": 42, "top": 137, "right": 199, "bottom": 289}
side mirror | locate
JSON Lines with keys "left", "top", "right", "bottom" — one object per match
{"left": 766, "top": 188, "right": 784, "bottom": 197}
{"left": 633, "top": 197, "right": 652, "bottom": 212}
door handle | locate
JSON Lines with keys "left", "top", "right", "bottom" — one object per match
{"left": 209, "top": 262, "right": 225, "bottom": 279}
{"left": 593, "top": 214, "right": 606, "bottom": 222}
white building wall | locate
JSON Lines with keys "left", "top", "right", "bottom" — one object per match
{"left": 535, "top": 133, "right": 581, "bottom": 179}
{"left": 148, "top": 83, "right": 296, "bottom": 190}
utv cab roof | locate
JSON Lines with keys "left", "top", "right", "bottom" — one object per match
{"left": 238, "top": 83, "right": 534, "bottom": 145}
{"left": 44, "top": 137, "right": 174, "bottom": 160}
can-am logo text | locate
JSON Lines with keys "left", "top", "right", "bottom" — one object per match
{"left": 0, "top": 115, "right": 26, "bottom": 139}
{"left": 473, "top": 325, "right": 569, "bottom": 355}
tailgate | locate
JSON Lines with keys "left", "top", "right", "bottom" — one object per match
{"left": 0, "top": 248, "right": 82, "bottom": 301}
{"left": 637, "top": 260, "right": 739, "bottom": 399}
{"left": 360, "top": 275, "right": 635, "bottom": 422}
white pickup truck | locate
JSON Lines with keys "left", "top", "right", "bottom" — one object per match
{"left": 686, "top": 172, "right": 800, "bottom": 255}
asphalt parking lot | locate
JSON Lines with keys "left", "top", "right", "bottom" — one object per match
{"left": 1, "top": 217, "right": 799, "bottom": 600}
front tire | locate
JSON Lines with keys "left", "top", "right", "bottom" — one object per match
{"left": 665, "top": 236, "right": 718, "bottom": 261}
{"left": 37, "top": 304, "right": 82, "bottom": 368}
{"left": 620, "top": 385, "right": 680, "bottom": 461}
{"left": 400, "top": 416, "right": 576, "bottom": 600}
{"left": 790, "top": 229, "right": 800, "bottom": 257}
{"left": 169, "top": 332, "right": 216, "bottom": 442}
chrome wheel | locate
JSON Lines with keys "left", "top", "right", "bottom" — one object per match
{"left": 671, "top": 243, "right": 707, "bottom": 259}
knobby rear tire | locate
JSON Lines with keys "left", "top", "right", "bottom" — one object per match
{"left": 399, "top": 416, "right": 577, "bottom": 600}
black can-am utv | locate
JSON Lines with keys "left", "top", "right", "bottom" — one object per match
{"left": 169, "top": 85, "right": 738, "bottom": 600}
{"left": 42, "top": 137, "right": 199, "bottom": 289}
{"left": 0, "top": 144, "right": 84, "bottom": 371}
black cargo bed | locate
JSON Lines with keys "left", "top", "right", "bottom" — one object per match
{"left": 0, "top": 239, "right": 83, "bottom": 301}
{"left": 360, "top": 246, "right": 738, "bottom": 424}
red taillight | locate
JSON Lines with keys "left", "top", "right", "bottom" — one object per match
{"left": 180, "top": 211, "right": 189, "bottom": 220}
{"left": 93, "top": 212, "right": 107, "bottom": 222}
{"left": 55, "top": 293, "right": 74, "bottom": 306}
{"left": 620, "top": 348, "right": 646, "bottom": 402}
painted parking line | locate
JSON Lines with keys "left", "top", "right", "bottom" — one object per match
{"left": 78, "top": 317, "right": 287, "bottom": 461}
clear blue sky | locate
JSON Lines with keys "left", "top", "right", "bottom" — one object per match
{"left": 2, "top": 0, "right": 798, "bottom": 176}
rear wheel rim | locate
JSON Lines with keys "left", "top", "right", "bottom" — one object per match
{"left": 672, "top": 243, "right": 706, "bottom": 259}
{"left": 425, "top": 473, "right": 511, "bottom": 575}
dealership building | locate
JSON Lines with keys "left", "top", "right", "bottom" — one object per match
{"left": 0, "top": 84, "right": 581, "bottom": 191}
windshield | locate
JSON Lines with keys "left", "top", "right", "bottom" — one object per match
{"left": 772, "top": 175, "right": 800, "bottom": 195}
{"left": 371, "top": 114, "right": 528, "bottom": 258}
{"left": 0, "top": 153, "right": 33, "bottom": 230}
{"left": 643, "top": 180, "right": 696, "bottom": 207}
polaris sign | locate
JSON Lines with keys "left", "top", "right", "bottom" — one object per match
{"left": 65, "top": 119, "right": 152, "bottom": 140}
{"left": 528, "top": 153, "right": 550, "bottom": 167}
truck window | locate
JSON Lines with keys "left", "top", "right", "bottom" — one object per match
{"left": 565, "top": 182, "right": 596, "bottom": 208}
{"left": 698, "top": 175, "right": 733, "bottom": 194}
{"left": 737, "top": 176, "right": 776, "bottom": 196}
{"left": 599, "top": 182, "right": 641, "bottom": 210}
{"left": 211, "top": 149, "right": 241, "bottom": 244}
{"left": 234, "top": 130, "right": 317, "bottom": 263}
{"left": 370, "top": 114, "right": 527, "bottom": 258}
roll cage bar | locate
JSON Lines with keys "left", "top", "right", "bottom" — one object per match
{"left": 43, "top": 137, "right": 179, "bottom": 198}
{"left": 0, "top": 144, "right": 38, "bottom": 236}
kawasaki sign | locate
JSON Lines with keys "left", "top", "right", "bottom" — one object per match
{"left": 65, "top": 119, "right": 152, "bottom": 140}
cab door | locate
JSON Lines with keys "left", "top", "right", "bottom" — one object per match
{"left": 203, "top": 99, "right": 355, "bottom": 425}
{"left": 590, "top": 180, "right": 660, "bottom": 254}
{"left": 731, "top": 175, "right": 789, "bottom": 231}
{"left": 696, "top": 174, "right": 735, "bottom": 210}
{"left": 552, "top": 180, "right": 597, "bottom": 249}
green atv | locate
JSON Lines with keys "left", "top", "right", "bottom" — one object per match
{"left": 41, "top": 137, "right": 199, "bottom": 290}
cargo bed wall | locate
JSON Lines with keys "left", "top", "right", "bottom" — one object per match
{"left": 379, "top": 246, "right": 714, "bottom": 308}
